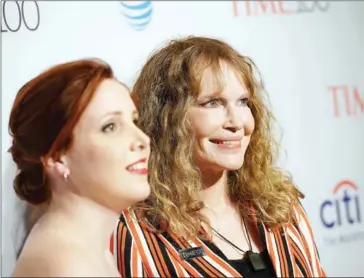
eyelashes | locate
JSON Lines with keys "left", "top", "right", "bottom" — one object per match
{"left": 102, "top": 123, "right": 116, "bottom": 133}
{"left": 239, "top": 98, "right": 249, "bottom": 106}
{"left": 202, "top": 99, "right": 219, "bottom": 108}
{"left": 101, "top": 117, "right": 139, "bottom": 133}
{"left": 200, "top": 97, "right": 250, "bottom": 108}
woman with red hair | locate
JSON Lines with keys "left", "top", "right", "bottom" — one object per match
{"left": 10, "top": 59, "right": 150, "bottom": 277}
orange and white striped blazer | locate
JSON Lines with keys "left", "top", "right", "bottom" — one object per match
{"left": 111, "top": 204, "right": 326, "bottom": 277}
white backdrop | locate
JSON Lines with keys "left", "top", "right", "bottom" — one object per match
{"left": 2, "top": 1, "right": 364, "bottom": 276}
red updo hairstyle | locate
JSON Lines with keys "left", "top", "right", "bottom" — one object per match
{"left": 8, "top": 59, "right": 113, "bottom": 205}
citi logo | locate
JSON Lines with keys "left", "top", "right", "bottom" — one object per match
{"left": 119, "top": 1, "right": 153, "bottom": 31}
{"left": 233, "top": 0, "right": 330, "bottom": 17}
{"left": 320, "top": 180, "right": 362, "bottom": 229}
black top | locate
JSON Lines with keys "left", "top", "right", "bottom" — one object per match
{"left": 229, "top": 249, "right": 276, "bottom": 278}
{"left": 202, "top": 237, "right": 277, "bottom": 278}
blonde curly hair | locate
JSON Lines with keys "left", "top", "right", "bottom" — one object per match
{"left": 131, "top": 36, "right": 304, "bottom": 238}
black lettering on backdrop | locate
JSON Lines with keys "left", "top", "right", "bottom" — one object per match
{"left": 297, "top": 1, "right": 330, "bottom": 13}
{"left": 1, "top": 0, "right": 40, "bottom": 33}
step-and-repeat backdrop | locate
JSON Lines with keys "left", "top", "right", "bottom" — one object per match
{"left": 2, "top": 1, "right": 364, "bottom": 276}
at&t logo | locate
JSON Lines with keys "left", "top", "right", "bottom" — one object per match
{"left": 119, "top": 1, "right": 153, "bottom": 31}
{"left": 320, "top": 180, "right": 361, "bottom": 229}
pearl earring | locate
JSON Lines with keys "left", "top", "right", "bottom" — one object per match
{"left": 63, "top": 172, "right": 69, "bottom": 183}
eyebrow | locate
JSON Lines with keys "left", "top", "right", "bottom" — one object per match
{"left": 102, "top": 111, "right": 123, "bottom": 119}
{"left": 102, "top": 110, "right": 139, "bottom": 119}
{"left": 198, "top": 92, "right": 249, "bottom": 101}
{"left": 198, "top": 91, "right": 222, "bottom": 100}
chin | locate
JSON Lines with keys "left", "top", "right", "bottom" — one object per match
{"left": 113, "top": 190, "right": 151, "bottom": 213}
{"left": 224, "top": 164, "right": 244, "bottom": 171}
{"left": 112, "top": 181, "right": 151, "bottom": 210}
{"left": 130, "top": 181, "right": 151, "bottom": 202}
{"left": 219, "top": 160, "right": 245, "bottom": 171}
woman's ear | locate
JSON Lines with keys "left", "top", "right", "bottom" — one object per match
{"left": 42, "top": 155, "right": 70, "bottom": 180}
{"left": 56, "top": 154, "right": 71, "bottom": 179}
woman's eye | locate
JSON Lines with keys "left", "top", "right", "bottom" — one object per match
{"left": 202, "top": 99, "right": 220, "bottom": 108}
{"left": 239, "top": 98, "right": 249, "bottom": 106}
{"left": 102, "top": 123, "right": 116, "bottom": 133}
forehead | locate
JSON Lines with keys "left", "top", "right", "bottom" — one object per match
{"left": 80, "top": 79, "right": 134, "bottom": 123}
{"left": 198, "top": 61, "right": 248, "bottom": 98}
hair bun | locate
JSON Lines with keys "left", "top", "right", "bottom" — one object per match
{"left": 13, "top": 165, "right": 50, "bottom": 205}
{"left": 9, "top": 143, "right": 50, "bottom": 205}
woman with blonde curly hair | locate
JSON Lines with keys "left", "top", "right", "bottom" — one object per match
{"left": 112, "top": 36, "right": 326, "bottom": 278}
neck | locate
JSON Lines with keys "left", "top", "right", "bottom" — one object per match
{"left": 41, "top": 189, "right": 118, "bottom": 252}
{"left": 199, "top": 169, "right": 231, "bottom": 210}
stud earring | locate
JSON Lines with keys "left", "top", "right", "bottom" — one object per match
{"left": 63, "top": 172, "right": 69, "bottom": 183}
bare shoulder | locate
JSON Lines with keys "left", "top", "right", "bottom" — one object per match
{"left": 13, "top": 244, "right": 98, "bottom": 277}
{"left": 13, "top": 235, "right": 102, "bottom": 277}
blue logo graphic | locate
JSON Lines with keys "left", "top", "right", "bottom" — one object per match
{"left": 320, "top": 180, "right": 362, "bottom": 229}
{"left": 119, "top": 1, "right": 153, "bottom": 31}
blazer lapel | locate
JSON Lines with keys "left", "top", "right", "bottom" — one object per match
{"left": 156, "top": 230, "right": 242, "bottom": 277}
{"left": 257, "top": 220, "right": 297, "bottom": 277}
{"left": 126, "top": 206, "right": 302, "bottom": 278}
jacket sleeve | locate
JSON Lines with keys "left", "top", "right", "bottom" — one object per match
{"left": 111, "top": 213, "right": 148, "bottom": 278}
{"left": 294, "top": 202, "right": 327, "bottom": 277}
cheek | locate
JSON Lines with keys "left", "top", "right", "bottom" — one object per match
{"left": 190, "top": 111, "right": 223, "bottom": 138}
{"left": 68, "top": 140, "right": 124, "bottom": 171}
{"left": 245, "top": 109, "right": 255, "bottom": 134}
{"left": 77, "top": 143, "right": 104, "bottom": 161}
